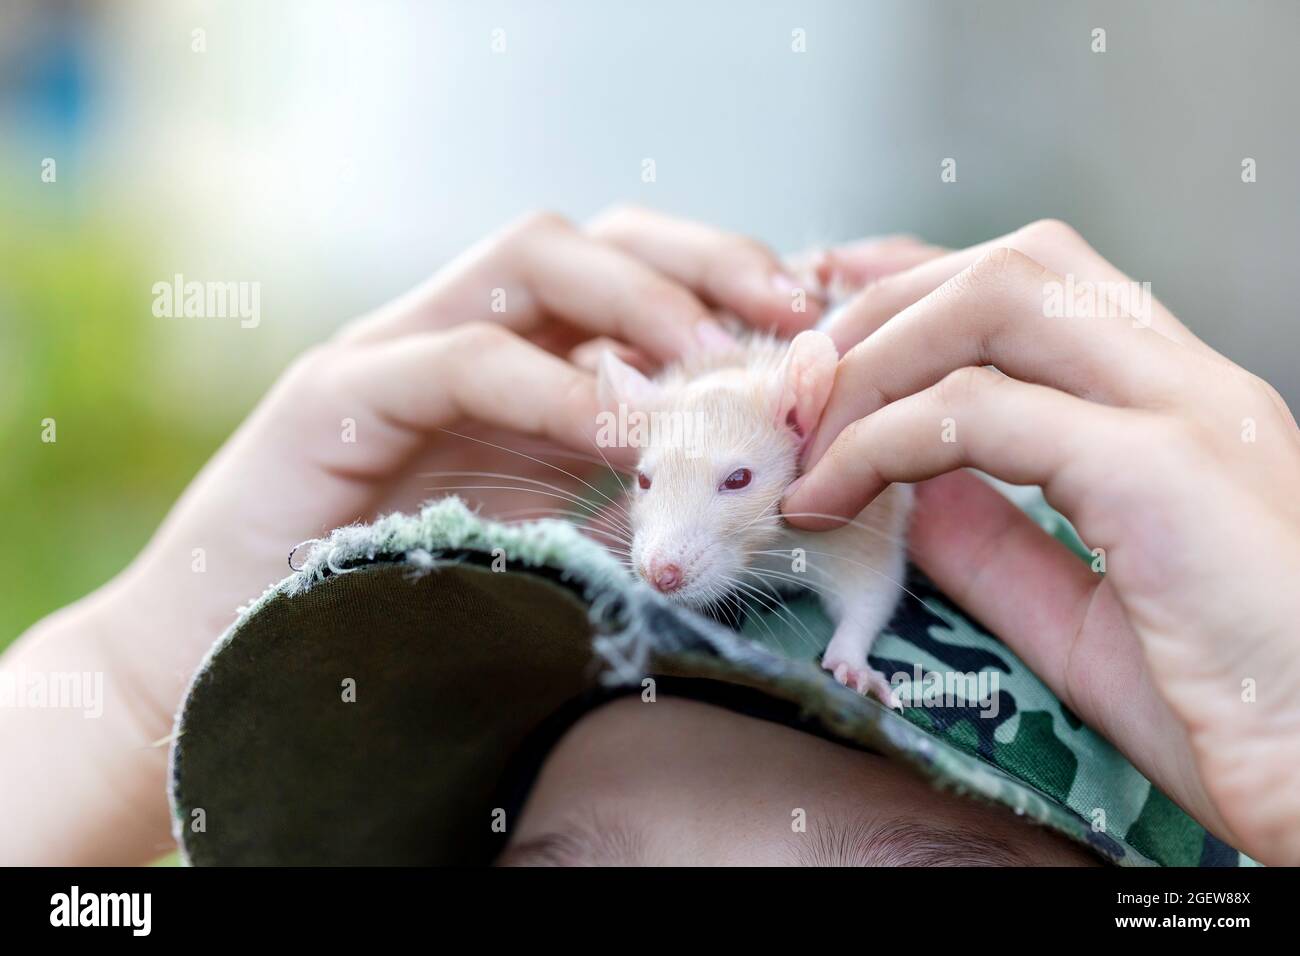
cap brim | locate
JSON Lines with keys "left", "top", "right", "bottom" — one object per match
{"left": 169, "top": 497, "right": 1245, "bottom": 867}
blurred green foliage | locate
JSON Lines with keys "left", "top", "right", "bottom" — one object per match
{"left": 0, "top": 203, "right": 237, "bottom": 646}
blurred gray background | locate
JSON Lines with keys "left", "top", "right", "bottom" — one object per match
{"left": 4, "top": 0, "right": 1297, "bottom": 389}
{"left": 1, "top": 0, "right": 1297, "bottom": 634}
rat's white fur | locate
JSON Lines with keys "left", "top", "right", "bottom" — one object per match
{"left": 599, "top": 331, "right": 913, "bottom": 706}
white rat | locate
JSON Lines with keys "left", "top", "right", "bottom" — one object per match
{"left": 597, "top": 330, "right": 913, "bottom": 707}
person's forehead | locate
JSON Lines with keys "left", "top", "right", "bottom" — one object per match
{"left": 502, "top": 695, "right": 1100, "bottom": 866}
{"left": 498, "top": 813, "right": 1038, "bottom": 867}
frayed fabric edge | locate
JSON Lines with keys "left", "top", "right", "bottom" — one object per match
{"left": 167, "top": 494, "right": 1156, "bottom": 868}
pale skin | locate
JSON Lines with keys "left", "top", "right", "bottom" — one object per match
{"left": 784, "top": 219, "right": 1300, "bottom": 865}
{"left": 502, "top": 696, "right": 1098, "bottom": 866}
{"left": 0, "top": 207, "right": 818, "bottom": 865}
{"left": 3, "top": 210, "right": 1297, "bottom": 865}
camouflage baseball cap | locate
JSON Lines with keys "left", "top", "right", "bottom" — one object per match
{"left": 168, "top": 494, "right": 1255, "bottom": 866}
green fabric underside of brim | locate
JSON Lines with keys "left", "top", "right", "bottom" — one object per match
{"left": 169, "top": 496, "right": 1249, "bottom": 867}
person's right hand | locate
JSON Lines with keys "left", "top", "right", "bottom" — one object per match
{"left": 783, "top": 219, "right": 1300, "bottom": 865}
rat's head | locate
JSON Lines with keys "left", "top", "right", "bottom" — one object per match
{"left": 597, "top": 331, "right": 838, "bottom": 608}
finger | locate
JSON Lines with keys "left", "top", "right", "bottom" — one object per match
{"left": 568, "top": 337, "right": 650, "bottom": 374}
{"left": 588, "top": 204, "right": 823, "bottom": 334}
{"left": 908, "top": 469, "right": 1212, "bottom": 824}
{"left": 909, "top": 471, "right": 1098, "bottom": 706}
{"left": 784, "top": 367, "right": 1131, "bottom": 529}
{"left": 784, "top": 236, "right": 948, "bottom": 308}
{"left": 270, "top": 323, "right": 636, "bottom": 482}
{"left": 804, "top": 248, "right": 1199, "bottom": 467}
{"left": 515, "top": 214, "right": 742, "bottom": 360}
{"left": 907, "top": 471, "right": 1152, "bottom": 738}
{"left": 817, "top": 236, "right": 949, "bottom": 289}
{"left": 824, "top": 218, "right": 1208, "bottom": 355}
{"left": 343, "top": 211, "right": 735, "bottom": 361}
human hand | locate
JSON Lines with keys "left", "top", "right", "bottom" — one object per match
{"left": 1, "top": 206, "right": 820, "bottom": 863}
{"left": 783, "top": 219, "right": 1300, "bottom": 865}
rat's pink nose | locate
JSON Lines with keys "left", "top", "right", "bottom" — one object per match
{"left": 648, "top": 562, "right": 683, "bottom": 594}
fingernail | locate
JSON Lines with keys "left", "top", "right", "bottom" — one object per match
{"left": 695, "top": 320, "right": 737, "bottom": 353}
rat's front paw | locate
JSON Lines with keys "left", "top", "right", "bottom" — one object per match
{"left": 822, "top": 655, "right": 903, "bottom": 711}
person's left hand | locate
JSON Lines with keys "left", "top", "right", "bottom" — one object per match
{"left": 3, "top": 206, "right": 830, "bottom": 864}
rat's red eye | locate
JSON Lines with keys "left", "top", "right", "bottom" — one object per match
{"left": 720, "top": 468, "right": 752, "bottom": 491}
{"left": 637, "top": 472, "right": 651, "bottom": 490}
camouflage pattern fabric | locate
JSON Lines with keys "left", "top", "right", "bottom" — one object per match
{"left": 696, "top": 487, "right": 1257, "bottom": 867}
{"left": 723, "top": 571, "right": 1249, "bottom": 867}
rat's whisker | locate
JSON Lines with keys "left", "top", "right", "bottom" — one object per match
{"left": 506, "top": 438, "right": 635, "bottom": 521}
{"left": 755, "top": 546, "right": 927, "bottom": 610}
{"left": 424, "top": 488, "right": 633, "bottom": 545}
{"left": 727, "top": 576, "right": 819, "bottom": 649}
{"left": 491, "top": 505, "right": 632, "bottom": 544}
{"left": 496, "top": 518, "right": 631, "bottom": 553}
{"left": 710, "top": 580, "right": 747, "bottom": 616}
{"left": 736, "top": 488, "right": 787, "bottom": 533}
{"left": 508, "top": 441, "right": 635, "bottom": 477}
{"left": 581, "top": 433, "right": 639, "bottom": 492}
{"left": 423, "top": 485, "right": 632, "bottom": 539}
{"left": 577, "top": 437, "right": 637, "bottom": 526}
{"left": 715, "top": 588, "right": 753, "bottom": 633}
{"left": 743, "top": 566, "right": 835, "bottom": 601}
{"left": 742, "top": 552, "right": 848, "bottom": 592}
{"left": 770, "top": 511, "right": 909, "bottom": 548}
{"left": 723, "top": 584, "right": 781, "bottom": 644}
{"left": 421, "top": 468, "right": 632, "bottom": 527}
{"left": 435, "top": 427, "right": 633, "bottom": 525}
{"left": 740, "top": 568, "right": 839, "bottom": 651}
{"left": 712, "top": 590, "right": 743, "bottom": 629}
{"left": 491, "top": 505, "right": 627, "bottom": 540}
{"left": 422, "top": 478, "right": 632, "bottom": 535}
{"left": 738, "top": 576, "right": 822, "bottom": 649}
{"left": 740, "top": 549, "right": 839, "bottom": 580}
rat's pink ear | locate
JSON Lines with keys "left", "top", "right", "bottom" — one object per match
{"left": 597, "top": 350, "right": 664, "bottom": 412}
{"left": 770, "top": 330, "right": 838, "bottom": 439}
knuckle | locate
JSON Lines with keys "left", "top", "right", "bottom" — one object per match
{"left": 969, "top": 245, "right": 1037, "bottom": 281}
{"left": 729, "top": 233, "right": 775, "bottom": 263}
{"left": 1245, "top": 372, "right": 1287, "bottom": 410}
{"left": 560, "top": 369, "right": 597, "bottom": 418}
{"left": 949, "top": 248, "right": 1051, "bottom": 319}
{"left": 934, "top": 366, "right": 1000, "bottom": 406}
{"left": 703, "top": 235, "right": 774, "bottom": 286}
{"left": 1237, "top": 371, "right": 1298, "bottom": 429}
{"left": 504, "top": 209, "right": 571, "bottom": 243}
{"left": 287, "top": 343, "right": 332, "bottom": 376}
{"left": 283, "top": 344, "right": 339, "bottom": 388}
{"left": 820, "top": 416, "right": 871, "bottom": 472}
{"left": 827, "top": 416, "right": 889, "bottom": 486}
{"left": 587, "top": 203, "right": 645, "bottom": 236}
{"left": 937, "top": 252, "right": 1006, "bottom": 305}
{"left": 1016, "top": 217, "right": 1083, "bottom": 249}
{"left": 835, "top": 414, "right": 873, "bottom": 451}
{"left": 865, "top": 233, "right": 926, "bottom": 251}
{"left": 632, "top": 275, "right": 697, "bottom": 319}
{"left": 848, "top": 270, "right": 903, "bottom": 311}
{"left": 1156, "top": 415, "right": 1215, "bottom": 461}
{"left": 276, "top": 343, "right": 350, "bottom": 410}
{"left": 835, "top": 346, "right": 889, "bottom": 408}
{"left": 446, "top": 320, "right": 511, "bottom": 354}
